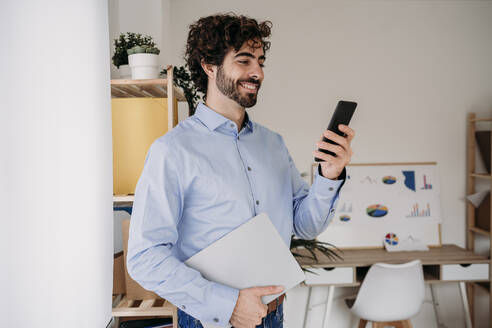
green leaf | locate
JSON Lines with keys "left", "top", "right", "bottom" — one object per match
{"left": 290, "top": 235, "right": 343, "bottom": 272}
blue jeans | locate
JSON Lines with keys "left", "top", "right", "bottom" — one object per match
{"left": 177, "top": 303, "right": 283, "bottom": 328}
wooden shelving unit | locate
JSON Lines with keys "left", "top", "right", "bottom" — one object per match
{"left": 111, "top": 65, "right": 185, "bottom": 131}
{"left": 466, "top": 112, "right": 492, "bottom": 327}
{"left": 112, "top": 294, "right": 177, "bottom": 328}
{"left": 111, "top": 78, "right": 185, "bottom": 100}
{"left": 111, "top": 66, "right": 185, "bottom": 326}
{"left": 111, "top": 66, "right": 187, "bottom": 200}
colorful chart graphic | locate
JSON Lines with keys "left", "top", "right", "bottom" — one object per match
{"left": 402, "top": 171, "right": 416, "bottom": 191}
{"left": 406, "top": 203, "right": 431, "bottom": 217}
{"left": 340, "top": 215, "right": 351, "bottom": 222}
{"left": 339, "top": 203, "right": 353, "bottom": 213}
{"left": 382, "top": 176, "right": 397, "bottom": 184}
{"left": 420, "top": 175, "right": 433, "bottom": 190}
{"left": 385, "top": 233, "right": 399, "bottom": 246}
{"left": 366, "top": 204, "right": 388, "bottom": 218}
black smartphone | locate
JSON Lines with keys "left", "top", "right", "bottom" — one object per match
{"left": 315, "top": 100, "right": 357, "bottom": 162}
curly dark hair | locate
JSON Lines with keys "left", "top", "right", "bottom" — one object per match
{"left": 184, "top": 13, "right": 272, "bottom": 96}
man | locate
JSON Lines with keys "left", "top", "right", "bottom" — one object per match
{"left": 127, "top": 13, "right": 355, "bottom": 328}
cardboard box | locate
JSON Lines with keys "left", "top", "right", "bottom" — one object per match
{"left": 122, "top": 219, "right": 162, "bottom": 300}
{"left": 113, "top": 251, "right": 126, "bottom": 295}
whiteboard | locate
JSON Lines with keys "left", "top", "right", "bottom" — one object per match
{"left": 314, "top": 162, "right": 442, "bottom": 249}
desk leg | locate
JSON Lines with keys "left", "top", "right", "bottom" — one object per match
{"left": 303, "top": 286, "right": 313, "bottom": 328}
{"left": 429, "top": 284, "right": 446, "bottom": 328}
{"left": 322, "top": 286, "right": 335, "bottom": 328}
{"left": 459, "top": 282, "right": 473, "bottom": 328}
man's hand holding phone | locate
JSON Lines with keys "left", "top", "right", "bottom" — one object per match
{"left": 313, "top": 100, "right": 357, "bottom": 179}
{"left": 313, "top": 124, "right": 355, "bottom": 179}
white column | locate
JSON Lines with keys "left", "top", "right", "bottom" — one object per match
{"left": 1, "top": 1, "right": 113, "bottom": 327}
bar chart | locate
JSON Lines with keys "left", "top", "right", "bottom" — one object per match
{"left": 406, "top": 203, "right": 431, "bottom": 217}
{"left": 421, "top": 174, "right": 433, "bottom": 190}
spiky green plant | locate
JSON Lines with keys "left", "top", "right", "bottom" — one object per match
{"left": 290, "top": 236, "right": 343, "bottom": 274}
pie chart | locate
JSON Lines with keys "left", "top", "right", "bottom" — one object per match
{"left": 382, "top": 176, "right": 396, "bottom": 184}
{"left": 340, "top": 215, "right": 351, "bottom": 222}
{"left": 366, "top": 204, "right": 388, "bottom": 218}
{"left": 385, "top": 233, "right": 399, "bottom": 246}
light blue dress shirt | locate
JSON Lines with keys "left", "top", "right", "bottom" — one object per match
{"left": 127, "top": 103, "right": 344, "bottom": 325}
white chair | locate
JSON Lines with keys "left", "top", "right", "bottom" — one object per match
{"left": 348, "top": 260, "right": 425, "bottom": 328}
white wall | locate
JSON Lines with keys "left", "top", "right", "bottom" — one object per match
{"left": 2, "top": 0, "right": 114, "bottom": 327}
{"left": 109, "top": 0, "right": 170, "bottom": 79}
{"left": 110, "top": 0, "right": 492, "bottom": 327}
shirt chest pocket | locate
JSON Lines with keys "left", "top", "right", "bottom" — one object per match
{"left": 185, "top": 159, "right": 253, "bottom": 210}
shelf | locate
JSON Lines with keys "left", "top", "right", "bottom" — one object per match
{"left": 113, "top": 195, "right": 135, "bottom": 203}
{"left": 469, "top": 173, "right": 492, "bottom": 179}
{"left": 111, "top": 79, "right": 186, "bottom": 101}
{"left": 470, "top": 118, "right": 492, "bottom": 123}
{"left": 473, "top": 282, "right": 490, "bottom": 292}
{"left": 466, "top": 112, "right": 492, "bottom": 324}
{"left": 469, "top": 226, "right": 491, "bottom": 237}
{"left": 112, "top": 294, "right": 176, "bottom": 317}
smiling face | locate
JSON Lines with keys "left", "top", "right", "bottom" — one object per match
{"left": 215, "top": 40, "right": 265, "bottom": 108}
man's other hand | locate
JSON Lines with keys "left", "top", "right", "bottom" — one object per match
{"left": 229, "top": 285, "right": 284, "bottom": 328}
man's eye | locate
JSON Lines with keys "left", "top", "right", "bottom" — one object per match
{"left": 238, "top": 60, "right": 248, "bottom": 64}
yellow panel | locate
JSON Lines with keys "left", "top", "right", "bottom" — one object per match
{"left": 112, "top": 98, "right": 178, "bottom": 195}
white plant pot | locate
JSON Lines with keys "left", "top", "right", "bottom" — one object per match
{"left": 118, "top": 64, "right": 131, "bottom": 79}
{"left": 128, "top": 53, "right": 160, "bottom": 79}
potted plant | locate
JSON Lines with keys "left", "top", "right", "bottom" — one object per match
{"left": 161, "top": 65, "right": 203, "bottom": 116}
{"left": 290, "top": 236, "right": 343, "bottom": 273}
{"left": 112, "top": 32, "right": 159, "bottom": 79}
{"left": 127, "top": 44, "right": 161, "bottom": 79}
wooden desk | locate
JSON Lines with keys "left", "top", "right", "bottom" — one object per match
{"left": 296, "top": 244, "right": 490, "bottom": 328}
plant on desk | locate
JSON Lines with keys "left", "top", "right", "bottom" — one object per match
{"left": 290, "top": 236, "right": 343, "bottom": 274}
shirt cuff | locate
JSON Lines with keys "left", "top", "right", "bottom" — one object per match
{"left": 318, "top": 165, "right": 346, "bottom": 180}
{"left": 207, "top": 282, "right": 239, "bottom": 326}
{"left": 313, "top": 165, "right": 345, "bottom": 196}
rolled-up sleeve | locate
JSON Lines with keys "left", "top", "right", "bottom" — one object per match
{"left": 127, "top": 140, "right": 239, "bottom": 326}
{"left": 288, "top": 151, "right": 345, "bottom": 240}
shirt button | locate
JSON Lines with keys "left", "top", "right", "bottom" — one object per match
{"left": 256, "top": 200, "right": 260, "bottom": 205}
{"left": 213, "top": 318, "right": 219, "bottom": 323}
{"left": 330, "top": 208, "right": 335, "bottom": 213}
{"left": 247, "top": 166, "right": 252, "bottom": 171}
{"left": 329, "top": 187, "right": 334, "bottom": 191}
{"left": 230, "top": 124, "right": 234, "bottom": 128}
{"left": 237, "top": 136, "right": 240, "bottom": 140}
{"left": 182, "top": 305, "right": 186, "bottom": 309}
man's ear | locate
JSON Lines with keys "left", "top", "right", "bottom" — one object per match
{"left": 200, "top": 59, "right": 216, "bottom": 79}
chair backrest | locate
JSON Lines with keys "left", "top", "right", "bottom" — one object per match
{"left": 351, "top": 259, "right": 425, "bottom": 322}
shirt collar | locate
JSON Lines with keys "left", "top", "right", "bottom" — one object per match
{"left": 194, "top": 103, "right": 253, "bottom": 132}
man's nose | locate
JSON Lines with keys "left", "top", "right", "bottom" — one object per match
{"left": 249, "top": 62, "right": 264, "bottom": 81}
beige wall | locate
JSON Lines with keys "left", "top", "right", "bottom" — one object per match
{"left": 111, "top": 0, "right": 492, "bottom": 326}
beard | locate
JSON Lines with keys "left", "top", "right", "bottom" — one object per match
{"left": 216, "top": 65, "right": 260, "bottom": 108}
